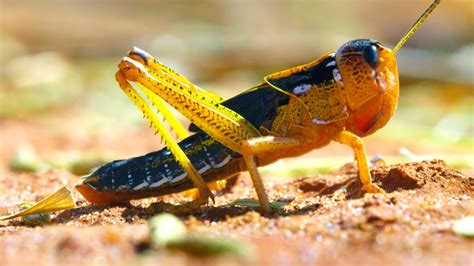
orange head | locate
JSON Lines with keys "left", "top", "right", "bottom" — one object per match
{"left": 335, "top": 39, "right": 399, "bottom": 136}
{"left": 335, "top": 0, "right": 440, "bottom": 136}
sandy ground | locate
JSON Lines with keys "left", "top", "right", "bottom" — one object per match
{"left": 0, "top": 158, "right": 472, "bottom": 266}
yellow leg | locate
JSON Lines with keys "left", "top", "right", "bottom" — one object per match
{"left": 334, "top": 131, "right": 385, "bottom": 193}
{"left": 242, "top": 151, "right": 271, "bottom": 214}
{"left": 127, "top": 47, "right": 224, "bottom": 104}
{"left": 138, "top": 82, "right": 189, "bottom": 140}
{"left": 116, "top": 72, "right": 214, "bottom": 203}
{"left": 242, "top": 136, "right": 307, "bottom": 214}
{"left": 181, "top": 180, "right": 227, "bottom": 200}
{"left": 118, "top": 55, "right": 261, "bottom": 153}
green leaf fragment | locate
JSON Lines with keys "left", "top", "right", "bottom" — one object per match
{"left": 149, "top": 213, "right": 187, "bottom": 247}
{"left": 148, "top": 213, "right": 253, "bottom": 258}
{"left": 227, "top": 198, "right": 288, "bottom": 209}
{"left": 9, "top": 146, "right": 50, "bottom": 172}
{"left": 166, "top": 236, "right": 252, "bottom": 258}
{"left": 66, "top": 157, "right": 109, "bottom": 175}
{"left": 452, "top": 216, "right": 474, "bottom": 238}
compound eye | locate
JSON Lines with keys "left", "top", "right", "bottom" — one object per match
{"left": 363, "top": 45, "right": 379, "bottom": 68}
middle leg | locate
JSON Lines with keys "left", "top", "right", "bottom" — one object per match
{"left": 241, "top": 136, "right": 308, "bottom": 214}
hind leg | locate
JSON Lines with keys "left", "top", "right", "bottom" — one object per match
{"left": 116, "top": 71, "right": 214, "bottom": 204}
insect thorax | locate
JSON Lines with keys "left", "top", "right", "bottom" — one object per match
{"left": 267, "top": 53, "right": 347, "bottom": 135}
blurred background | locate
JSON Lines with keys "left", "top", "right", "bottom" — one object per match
{"left": 0, "top": 0, "right": 473, "bottom": 177}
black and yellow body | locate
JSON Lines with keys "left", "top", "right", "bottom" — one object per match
{"left": 77, "top": 39, "right": 397, "bottom": 205}
{"left": 76, "top": 0, "right": 440, "bottom": 214}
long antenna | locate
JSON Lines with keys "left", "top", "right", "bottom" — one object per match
{"left": 393, "top": 0, "right": 441, "bottom": 54}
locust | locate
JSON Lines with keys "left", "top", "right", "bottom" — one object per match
{"left": 70, "top": 0, "right": 442, "bottom": 214}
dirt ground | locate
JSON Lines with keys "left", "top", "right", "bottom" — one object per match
{"left": 1, "top": 155, "right": 472, "bottom": 265}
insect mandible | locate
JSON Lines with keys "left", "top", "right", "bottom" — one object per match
{"left": 76, "top": 0, "right": 441, "bottom": 214}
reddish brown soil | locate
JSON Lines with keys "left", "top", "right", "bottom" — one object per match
{"left": 0, "top": 159, "right": 472, "bottom": 266}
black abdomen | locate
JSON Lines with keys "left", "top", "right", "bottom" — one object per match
{"left": 84, "top": 133, "right": 240, "bottom": 192}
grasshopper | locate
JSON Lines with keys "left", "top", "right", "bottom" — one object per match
{"left": 75, "top": 0, "right": 440, "bottom": 214}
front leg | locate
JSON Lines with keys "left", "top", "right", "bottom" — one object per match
{"left": 334, "top": 131, "right": 385, "bottom": 193}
